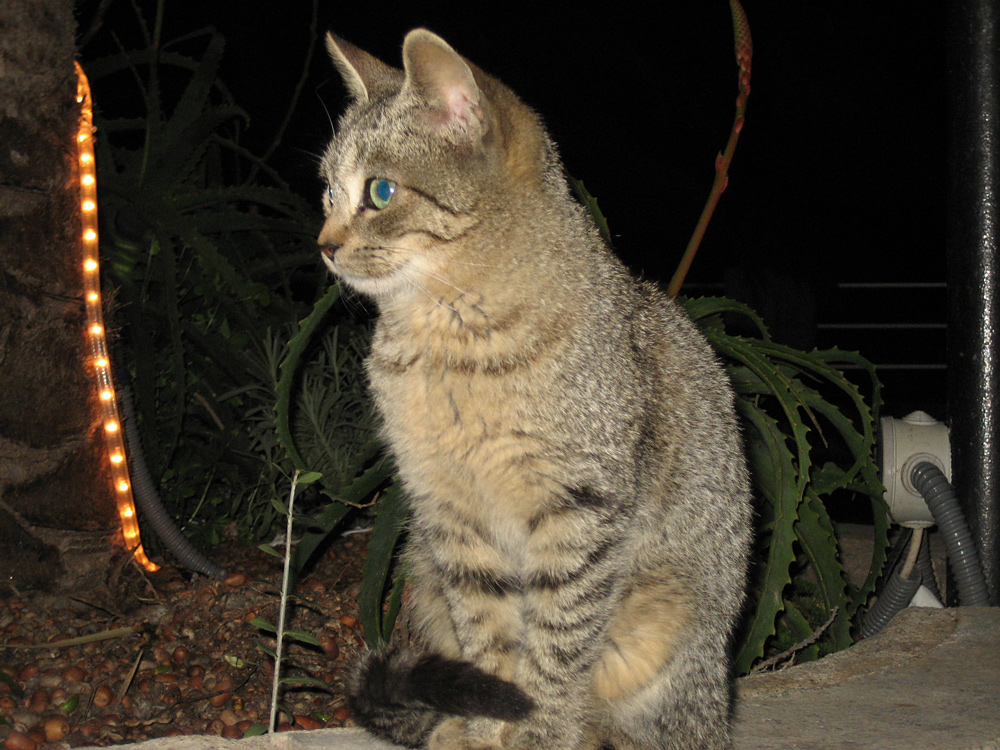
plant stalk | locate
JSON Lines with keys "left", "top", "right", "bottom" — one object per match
{"left": 269, "top": 470, "right": 299, "bottom": 733}
{"left": 667, "top": 0, "right": 752, "bottom": 297}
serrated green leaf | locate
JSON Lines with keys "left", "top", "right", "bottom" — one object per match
{"left": 276, "top": 284, "right": 343, "bottom": 471}
{"left": 684, "top": 295, "right": 771, "bottom": 339}
{"left": 734, "top": 399, "right": 799, "bottom": 673}
{"left": 359, "top": 483, "right": 408, "bottom": 645}
{"left": 297, "top": 471, "right": 323, "bottom": 485}
{"left": 292, "top": 457, "right": 394, "bottom": 573}
{"left": 250, "top": 617, "right": 276, "bottom": 632}
{"left": 710, "top": 334, "right": 812, "bottom": 499}
{"left": 259, "top": 543, "right": 283, "bottom": 559}
{"left": 282, "top": 629, "right": 321, "bottom": 646}
{"left": 567, "top": 177, "right": 613, "bottom": 248}
{"left": 795, "top": 490, "right": 851, "bottom": 651}
{"left": 242, "top": 724, "right": 268, "bottom": 738}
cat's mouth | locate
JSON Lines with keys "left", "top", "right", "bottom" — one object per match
{"left": 321, "top": 246, "right": 406, "bottom": 299}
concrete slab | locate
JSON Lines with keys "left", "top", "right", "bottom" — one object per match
{"left": 735, "top": 607, "right": 1000, "bottom": 750}
{"left": 79, "top": 607, "right": 1000, "bottom": 750}
{"left": 76, "top": 728, "right": 395, "bottom": 750}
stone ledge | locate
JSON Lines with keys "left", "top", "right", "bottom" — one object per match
{"left": 80, "top": 608, "right": 1000, "bottom": 750}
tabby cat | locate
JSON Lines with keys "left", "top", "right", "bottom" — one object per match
{"left": 317, "top": 29, "right": 752, "bottom": 750}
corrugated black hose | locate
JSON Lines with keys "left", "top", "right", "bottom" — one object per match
{"left": 117, "top": 376, "right": 228, "bottom": 580}
{"left": 910, "top": 462, "right": 990, "bottom": 607}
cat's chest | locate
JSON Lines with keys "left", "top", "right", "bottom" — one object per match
{"left": 367, "top": 347, "right": 557, "bottom": 522}
{"left": 369, "top": 298, "right": 539, "bottom": 454}
{"left": 365, "top": 296, "right": 569, "bottom": 513}
{"left": 372, "top": 359, "right": 523, "bottom": 467}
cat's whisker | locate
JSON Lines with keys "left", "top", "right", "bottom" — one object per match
{"left": 394, "top": 266, "right": 459, "bottom": 313}
{"left": 378, "top": 244, "right": 501, "bottom": 270}
{"left": 439, "top": 258, "right": 501, "bottom": 269}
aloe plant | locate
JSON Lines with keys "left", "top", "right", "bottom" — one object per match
{"left": 683, "top": 298, "right": 886, "bottom": 671}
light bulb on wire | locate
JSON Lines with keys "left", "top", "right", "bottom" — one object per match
{"left": 74, "top": 62, "right": 158, "bottom": 573}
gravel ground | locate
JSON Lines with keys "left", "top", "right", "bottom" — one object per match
{"left": 0, "top": 531, "right": 370, "bottom": 750}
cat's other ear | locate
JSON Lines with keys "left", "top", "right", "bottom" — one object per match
{"left": 401, "top": 29, "right": 484, "bottom": 140}
{"left": 326, "top": 32, "right": 400, "bottom": 102}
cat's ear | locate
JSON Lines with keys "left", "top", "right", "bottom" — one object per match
{"left": 401, "top": 29, "right": 484, "bottom": 140}
{"left": 326, "top": 32, "right": 400, "bottom": 102}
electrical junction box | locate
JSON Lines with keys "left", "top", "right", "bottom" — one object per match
{"left": 880, "top": 411, "right": 951, "bottom": 527}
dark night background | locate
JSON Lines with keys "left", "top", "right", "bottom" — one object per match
{"left": 75, "top": 1, "right": 949, "bottom": 416}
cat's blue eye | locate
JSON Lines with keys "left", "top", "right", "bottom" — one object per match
{"left": 366, "top": 178, "right": 397, "bottom": 210}
{"left": 326, "top": 186, "right": 334, "bottom": 202}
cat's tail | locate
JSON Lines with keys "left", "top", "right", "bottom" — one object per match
{"left": 347, "top": 646, "right": 535, "bottom": 747}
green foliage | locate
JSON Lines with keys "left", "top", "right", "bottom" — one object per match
{"left": 683, "top": 297, "right": 887, "bottom": 672}
{"left": 357, "top": 484, "right": 408, "bottom": 645}
{"left": 272, "top": 287, "right": 400, "bottom": 623}
{"left": 240, "top": 319, "right": 376, "bottom": 542}
{"left": 255, "top": 470, "right": 337, "bottom": 733}
{"left": 82, "top": 3, "right": 377, "bottom": 547}
{"left": 568, "top": 178, "right": 614, "bottom": 248}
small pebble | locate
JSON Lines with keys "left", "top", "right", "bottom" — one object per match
{"left": 42, "top": 715, "right": 69, "bottom": 742}
{"left": 92, "top": 685, "right": 113, "bottom": 708}
{"left": 295, "top": 715, "right": 322, "bottom": 730}
{"left": 62, "top": 665, "right": 87, "bottom": 682}
{"left": 208, "top": 690, "right": 232, "bottom": 708}
{"left": 318, "top": 635, "right": 340, "bottom": 659}
{"left": 11, "top": 711, "right": 39, "bottom": 728}
{"left": 3, "top": 730, "right": 36, "bottom": 750}
{"left": 37, "top": 673, "right": 62, "bottom": 689}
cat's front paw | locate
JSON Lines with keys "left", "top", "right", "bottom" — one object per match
{"left": 428, "top": 718, "right": 487, "bottom": 750}
{"left": 427, "top": 717, "right": 509, "bottom": 750}
{"left": 428, "top": 717, "right": 584, "bottom": 750}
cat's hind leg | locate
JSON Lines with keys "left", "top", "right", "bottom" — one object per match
{"left": 592, "top": 571, "right": 734, "bottom": 750}
{"left": 597, "top": 628, "right": 735, "bottom": 750}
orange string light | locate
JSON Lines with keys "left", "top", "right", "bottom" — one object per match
{"left": 75, "top": 62, "right": 159, "bottom": 572}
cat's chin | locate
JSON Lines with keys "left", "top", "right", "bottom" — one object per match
{"left": 327, "top": 268, "right": 410, "bottom": 302}
{"left": 323, "top": 253, "right": 423, "bottom": 303}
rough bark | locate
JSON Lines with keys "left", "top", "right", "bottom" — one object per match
{"left": 0, "top": 0, "right": 123, "bottom": 597}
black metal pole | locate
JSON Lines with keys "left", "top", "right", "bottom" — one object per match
{"left": 947, "top": 0, "right": 1000, "bottom": 605}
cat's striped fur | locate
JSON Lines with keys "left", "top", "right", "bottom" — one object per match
{"left": 318, "top": 29, "right": 752, "bottom": 750}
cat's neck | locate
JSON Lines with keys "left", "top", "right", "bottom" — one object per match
{"left": 371, "top": 214, "right": 597, "bottom": 373}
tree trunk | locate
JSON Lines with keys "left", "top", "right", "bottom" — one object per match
{"left": 0, "top": 0, "right": 127, "bottom": 599}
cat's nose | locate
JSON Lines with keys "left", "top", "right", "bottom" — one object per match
{"left": 320, "top": 244, "right": 341, "bottom": 260}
